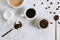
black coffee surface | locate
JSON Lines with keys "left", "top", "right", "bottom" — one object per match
{"left": 14, "top": 22, "right": 22, "bottom": 29}
{"left": 54, "top": 15, "right": 59, "bottom": 21}
{"left": 26, "top": 8, "right": 36, "bottom": 18}
{"left": 39, "top": 19, "right": 49, "bottom": 28}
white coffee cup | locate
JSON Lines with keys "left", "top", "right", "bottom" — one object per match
{"left": 21, "top": 7, "right": 37, "bottom": 20}
{"left": 3, "top": 10, "right": 15, "bottom": 21}
{"left": 7, "top": 0, "right": 24, "bottom": 8}
{"left": 34, "top": 18, "right": 49, "bottom": 29}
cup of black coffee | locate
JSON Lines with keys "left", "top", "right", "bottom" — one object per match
{"left": 24, "top": 8, "right": 36, "bottom": 20}
{"left": 38, "top": 19, "right": 49, "bottom": 29}
{"left": 34, "top": 18, "right": 49, "bottom": 29}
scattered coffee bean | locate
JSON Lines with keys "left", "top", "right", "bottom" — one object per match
{"left": 50, "top": 2, "right": 53, "bottom": 5}
{"left": 48, "top": 6, "right": 50, "bottom": 8}
{"left": 56, "top": 8, "right": 59, "bottom": 10}
{"left": 47, "top": 0, "right": 49, "bottom": 1}
{"left": 41, "top": 2, "right": 43, "bottom": 4}
{"left": 33, "top": 4, "right": 35, "bottom": 6}
{"left": 50, "top": 11, "right": 52, "bottom": 14}
{"left": 45, "top": 7, "right": 48, "bottom": 9}
{"left": 50, "top": 22, "right": 53, "bottom": 24}
{"left": 58, "top": 6, "right": 60, "bottom": 8}
{"left": 53, "top": 12, "right": 56, "bottom": 14}
{"left": 57, "top": 2, "right": 59, "bottom": 4}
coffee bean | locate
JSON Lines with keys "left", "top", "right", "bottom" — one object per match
{"left": 33, "top": 4, "right": 35, "bottom": 6}
{"left": 50, "top": 11, "right": 52, "bottom": 14}
{"left": 56, "top": 8, "right": 59, "bottom": 10}
{"left": 41, "top": 2, "right": 43, "bottom": 4}
{"left": 50, "top": 22, "right": 53, "bottom": 24}
{"left": 45, "top": 7, "right": 48, "bottom": 9}
{"left": 48, "top": 6, "right": 50, "bottom": 8}
{"left": 53, "top": 12, "right": 56, "bottom": 14}
{"left": 57, "top": 2, "right": 59, "bottom": 4}
{"left": 50, "top": 2, "right": 53, "bottom": 5}
{"left": 47, "top": 0, "right": 49, "bottom": 1}
{"left": 58, "top": 6, "right": 60, "bottom": 8}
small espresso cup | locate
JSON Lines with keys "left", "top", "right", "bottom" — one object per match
{"left": 7, "top": 0, "right": 24, "bottom": 8}
{"left": 34, "top": 18, "right": 49, "bottom": 29}
{"left": 21, "top": 7, "right": 37, "bottom": 20}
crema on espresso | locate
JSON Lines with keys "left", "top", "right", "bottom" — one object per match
{"left": 9, "top": 0, "right": 23, "bottom": 6}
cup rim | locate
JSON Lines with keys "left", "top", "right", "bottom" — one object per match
{"left": 7, "top": 0, "right": 24, "bottom": 8}
{"left": 24, "top": 7, "right": 37, "bottom": 20}
{"left": 38, "top": 19, "right": 49, "bottom": 29}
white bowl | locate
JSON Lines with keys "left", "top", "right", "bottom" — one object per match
{"left": 7, "top": 0, "right": 24, "bottom": 8}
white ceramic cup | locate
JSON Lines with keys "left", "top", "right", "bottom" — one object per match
{"left": 7, "top": 0, "right": 24, "bottom": 8}
{"left": 34, "top": 18, "right": 49, "bottom": 29}
{"left": 21, "top": 7, "right": 37, "bottom": 20}
{"left": 3, "top": 10, "right": 15, "bottom": 21}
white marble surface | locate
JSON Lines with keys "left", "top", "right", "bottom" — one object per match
{"left": 0, "top": 0, "right": 60, "bottom": 40}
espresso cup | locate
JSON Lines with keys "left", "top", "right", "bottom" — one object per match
{"left": 7, "top": 0, "right": 24, "bottom": 8}
{"left": 38, "top": 19, "right": 49, "bottom": 29}
{"left": 21, "top": 7, "right": 37, "bottom": 20}
{"left": 34, "top": 18, "right": 49, "bottom": 29}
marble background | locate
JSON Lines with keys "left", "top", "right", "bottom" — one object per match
{"left": 0, "top": 0, "right": 60, "bottom": 40}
